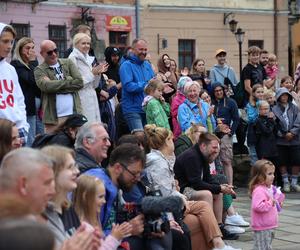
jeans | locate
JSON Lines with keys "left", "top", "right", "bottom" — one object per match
{"left": 35, "top": 98, "right": 44, "bottom": 135}
{"left": 26, "top": 115, "right": 36, "bottom": 147}
{"left": 123, "top": 112, "right": 146, "bottom": 132}
{"left": 248, "top": 144, "right": 258, "bottom": 166}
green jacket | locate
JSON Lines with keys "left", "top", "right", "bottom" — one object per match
{"left": 144, "top": 97, "right": 170, "bottom": 129}
{"left": 34, "top": 59, "right": 83, "bottom": 124}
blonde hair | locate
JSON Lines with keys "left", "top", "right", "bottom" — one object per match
{"left": 184, "top": 81, "right": 201, "bottom": 95}
{"left": 248, "top": 46, "right": 261, "bottom": 55}
{"left": 144, "top": 124, "right": 172, "bottom": 150}
{"left": 268, "top": 53, "right": 277, "bottom": 62}
{"left": 73, "top": 33, "right": 91, "bottom": 48}
{"left": 185, "top": 123, "right": 207, "bottom": 145}
{"left": 73, "top": 175, "right": 104, "bottom": 228}
{"left": 13, "top": 37, "right": 34, "bottom": 69}
{"left": 258, "top": 100, "right": 269, "bottom": 109}
{"left": 41, "top": 145, "right": 75, "bottom": 208}
{"left": 145, "top": 78, "right": 164, "bottom": 95}
{"left": 248, "top": 160, "right": 275, "bottom": 196}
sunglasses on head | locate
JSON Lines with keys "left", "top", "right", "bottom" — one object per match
{"left": 46, "top": 48, "right": 58, "bottom": 56}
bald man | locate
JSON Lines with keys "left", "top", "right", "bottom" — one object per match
{"left": 34, "top": 40, "right": 83, "bottom": 133}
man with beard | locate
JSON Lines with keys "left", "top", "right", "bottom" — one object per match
{"left": 174, "top": 132, "right": 238, "bottom": 240}
{"left": 259, "top": 49, "right": 275, "bottom": 89}
{"left": 119, "top": 39, "right": 155, "bottom": 133}
{"left": 83, "top": 143, "right": 173, "bottom": 250}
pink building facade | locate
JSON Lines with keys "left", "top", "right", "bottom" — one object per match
{"left": 0, "top": 1, "right": 136, "bottom": 61}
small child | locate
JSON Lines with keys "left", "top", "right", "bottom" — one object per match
{"left": 254, "top": 100, "right": 278, "bottom": 161}
{"left": 272, "top": 87, "right": 300, "bottom": 192}
{"left": 264, "top": 90, "right": 276, "bottom": 108}
{"left": 246, "top": 84, "right": 264, "bottom": 166}
{"left": 199, "top": 89, "right": 215, "bottom": 133}
{"left": 265, "top": 53, "right": 279, "bottom": 80}
{"left": 143, "top": 78, "right": 171, "bottom": 129}
{"left": 73, "top": 175, "right": 132, "bottom": 250}
{"left": 249, "top": 160, "right": 285, "bottom": 250}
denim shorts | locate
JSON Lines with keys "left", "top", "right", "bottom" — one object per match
{"left": 123, "top": 112, "right": 146, "bottom": 132}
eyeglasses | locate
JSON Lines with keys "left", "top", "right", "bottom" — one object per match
{"left": 46, "top": 48, "right": 58, "bottom": 56}
{"left": 119, "top": 162, "right": 141, "bottom": 179}
{"left": 214, "top": 89, "right": 223, "bottom": 93}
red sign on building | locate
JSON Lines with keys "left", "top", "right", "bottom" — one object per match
{"left": 106, "top": 16, "right": 132, "bottom": 31}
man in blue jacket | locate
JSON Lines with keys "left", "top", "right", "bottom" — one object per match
{"left": 212, "top": 83, "right": 239, "bottom": 186}
{"left": 119, "top": 39, "right": 155, "bottom": 133}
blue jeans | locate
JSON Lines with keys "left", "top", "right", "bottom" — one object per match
{"left": 123, "top": 112, "right": 146, "bottom": 132}
{"left": 35, "top": 98, "right": 44, "bottom": 135}
{"left": 26, "top": 115, "right": 36, "bottom": 147}
{"left": 248, "top": 144, "right": 258, "bottom": 166}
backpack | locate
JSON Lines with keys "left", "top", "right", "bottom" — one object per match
{"left": 231, "top": 81, "right": 246, "bottom": 109}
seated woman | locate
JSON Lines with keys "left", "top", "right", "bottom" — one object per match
{"left": 0, "top": 118, "right": 21, "bottom": 163}
{"left": 178, "top": 81, "right": 216, "bottom": 133}
{"left": 174, "top": 123, "right": 207, "bottom": 157}
{"left": 41, "top": 146, "right": 81, "bottom": 247}
{"left": 144, "top": 124, "right": 240, "bottom": 250}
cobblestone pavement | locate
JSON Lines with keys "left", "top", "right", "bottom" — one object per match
{"left": 224, "top": 188, "right": 300, "bottom": 250}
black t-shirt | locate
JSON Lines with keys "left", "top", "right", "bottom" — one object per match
{"left": 60, "top": 206, "right": 81, "bottom": 236}
{"left": 241, "top": 63, "right": 267, "bottom": 100}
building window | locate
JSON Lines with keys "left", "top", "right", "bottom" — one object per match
{"left": 178, "top": 39, "right": 195, "bottom": 70}
{"left": 11, "top": 23, "right": 30, "bottom": 40}
{"left": 248, "top": 40, "right": 264, "bottom": 49}
{"left": 109, "top": 31, "right": 129, "bottom": 52}
{"left": 10, "top": 23, "right": 30, "bottom": 56}
{"left": 48, "top": 25, "right": 67, "bottom": 57}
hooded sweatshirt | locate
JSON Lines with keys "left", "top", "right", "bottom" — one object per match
{"left": 209, "top": 64, "right": 238, "bottom": 87}
{"left": 0, "top": 23, "right": 29, "bottom": 131}
{"left": 272, "top": 87, "right": 300, "bottom": 146}
{"left": 119, "top": 53, "right": 155, "bottom": 114}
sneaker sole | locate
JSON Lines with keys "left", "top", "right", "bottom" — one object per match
{"left": 225, "top": 222, "right": 249, "bottom": 227}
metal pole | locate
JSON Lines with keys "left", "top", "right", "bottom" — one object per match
{"left": 135, "top": 0, "right": 140, "bottom": 38}
{"left": 239, "top": 41, "right": 242, "bottom": 81}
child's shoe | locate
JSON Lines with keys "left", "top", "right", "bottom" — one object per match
{"left": 283, "top": 182, "right": 290, "bottom": 193}
{"left": 291, "top": 184, "right": 300, "bottom": 192}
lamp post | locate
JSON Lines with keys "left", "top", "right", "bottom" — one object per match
{"left": 235, "top": 28, "right": 245, "bottom": 80}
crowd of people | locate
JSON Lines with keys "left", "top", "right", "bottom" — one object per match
{"left": 0, "top": 20, "right": 296, "bottom": 250}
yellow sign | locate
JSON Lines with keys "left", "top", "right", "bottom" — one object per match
{"left": 110, "top": 16, "right": 128, "bottom": 26}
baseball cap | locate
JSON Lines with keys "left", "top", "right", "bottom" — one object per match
{"left": 215, "top": 49, "right": 227, "bottom": 57}
{"left": 64, "top": 114, "right": 88, "bottom": 128}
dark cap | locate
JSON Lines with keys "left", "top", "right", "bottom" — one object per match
{"left": 64, "top": 114, "right": 88, "bottom": 128}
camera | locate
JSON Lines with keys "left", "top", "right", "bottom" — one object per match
{"left": 117, "top": 187, "right": 183, "bottom": 237}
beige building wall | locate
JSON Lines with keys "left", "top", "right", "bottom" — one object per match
{"left": 292, "top": 21, "right": 300, "bottom": 73}
{"left": 139, "top": 1, "right": 289, "bottom": 78}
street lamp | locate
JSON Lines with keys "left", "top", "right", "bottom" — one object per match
{"left": 235, "top": 28, "right": 245, "bottom": 79}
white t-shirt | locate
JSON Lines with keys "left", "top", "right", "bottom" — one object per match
{"left": 50, "top": 63, "right": 73, "bottom": 117}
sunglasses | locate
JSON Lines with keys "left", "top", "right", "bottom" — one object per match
{"left": 46, "top": 48, "right": 58, "bottom": 56}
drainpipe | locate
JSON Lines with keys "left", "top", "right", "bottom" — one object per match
{"left": 274, "top": 0, "right": 278, "bottom": 55}
{"left": 135, "top": 0, "right": 140, "bottom": 38}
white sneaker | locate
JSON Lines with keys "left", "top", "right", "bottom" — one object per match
{"left": 213, "top": 245, "right": 242, "bottom": 250}
{"left": 224, "top": 225, "right": 245, "bottom": 234}
{"left": 225, "top": 213, "right": 249, "bottom": 227}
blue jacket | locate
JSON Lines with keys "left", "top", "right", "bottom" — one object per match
{"left": 119, "top": 54, "right": 155, "bottom": 114}
{"left": 178, "top": 98, "right": 216, "bottom": 132}
{"left": 83, "top": 168, "right": 117, "bottom": 236}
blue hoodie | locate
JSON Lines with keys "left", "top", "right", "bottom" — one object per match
{"left": 119, "top": 54, "right": 155, "bottom": 114}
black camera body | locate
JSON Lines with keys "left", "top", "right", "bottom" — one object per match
{"left": 117, "top": 188, "right": 172, "bottom": 236}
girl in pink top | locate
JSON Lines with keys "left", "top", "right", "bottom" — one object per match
{"left": 73, "top": 175, "right": 132, "bottom": 250}
{"left": 249, "top": 160, "right": 285, "bottom": 250}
